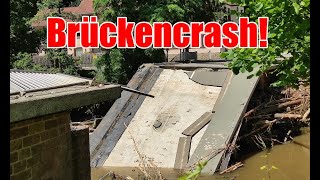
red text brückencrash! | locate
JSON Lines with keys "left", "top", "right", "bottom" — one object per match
{"left": 46, "top": 16, "right": 269, "bottom": 49}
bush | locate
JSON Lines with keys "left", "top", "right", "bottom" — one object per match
{"left": 12, "top": 50, "right": 79, "bottom": 75}
{"left": 92, "top": 49, "right": 127, "bottom": 83}
{"left": 221, "top": 0, "right": 310, "bottom": 88}
{"left": 45, "top": 49, "right": 78, "bottom": 75}
{"left": 12, "top": 52, "right": 34, "bottom": 69}
{"left": 92, "top": 48, "right": 165, "bottom": 84}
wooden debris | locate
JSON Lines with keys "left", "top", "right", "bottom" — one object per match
{"left": 260, "top": 99, "right": 303, "bottom": 114}
{"left": 274, "top": 113, "right": 302, "bottom": 119}
{"left": 238, "top": 123, "right": 269, "bottom": 141}
{"left": 244, "top": 105, "right": 262, "bottom": 117}
{"left": 245, "top": 114, "right": 272, "bottom": 120}
{"left": 244, "top": 98, "right": 303, "bottom": 119}
{"left": 302, "top": 108, "right": 310, "bottom": 121}
{"left": 278, "top": 99, "right": 303, "bottom": 108}
{"left": 219, "top": 162, "right": 244, "bottom": 175}
{"left": 219, "top": 123, "right": 242, "bottom": 171}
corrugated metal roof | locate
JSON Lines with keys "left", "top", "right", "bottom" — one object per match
{"left": 10, "top": 70, "right": 90, "bottom": 95}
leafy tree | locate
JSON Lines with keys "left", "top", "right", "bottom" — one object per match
{"left": 28, "top": 0, "right": 79, "bottom": 74}
{"left": 63, "top": 0, "right": 82, "bottom": 7}
{"left": 10, "top": 0, "right": 77, "bottom": 68}
{"left": 95, "top": 0, "right": 225, "bottom": 23}
{"left": 12, "top": 52, "right": 48, "bottom": 72}
{"left": 220, "top": 0, "right": 310, "bottom": 87}
{"left": 93, "top": 49, "right": 126, "bottom": 83}
{"left": 12, "top": 52, "right": 34, "bottom": 69}
{"left": 45, "top": 49, "right": 79, "bottom": 75}
{"left": 93, "top": 48, "right": 166, "bottom": 84}
{"left": 10, "top": 0, "right": 44, "bottom": 66}
{"left": 30, "top": 0, "right": 77, "bottom": 23}
{"left": 93, "top": 0, "right": 225, "bottom": 83}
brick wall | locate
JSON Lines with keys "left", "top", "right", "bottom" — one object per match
{"left": 70, "top": 124, "right": 91, "bottom": 180}
{"left": 10, "top": 112, "right": 73, "bottom": 180}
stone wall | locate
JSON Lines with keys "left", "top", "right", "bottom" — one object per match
{"left": 10, "top": 112, "right": 77, "bottom": 180}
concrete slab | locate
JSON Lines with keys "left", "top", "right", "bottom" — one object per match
{"left": 174, "top": 136, "right": 192, "bottom": 170}
{"left": 10, "top": 84, "right": 121, "bottom": 123}
{"left": 187, "top": 70, "right": 228, "bottom": 87}
{"left": 90, "top": 64, "right": 154, "bottom": 156}
{"left": 188, "top": 70, "right": 260, "bottom": 175}
{"left": 182, "top": 112, "right": 213, "bottom": 136}
{"left": 103, "top": 69, "right": 221, "bottom": 168}
{"left": 190, "top": 123, "right": 209, "bottom": 159}
{"left": 90, "top": 65, "right": 162, "bottom": 167}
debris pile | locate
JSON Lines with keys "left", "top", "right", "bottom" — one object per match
{"left": 231, "top": 85, "right": 310, "bottom": 163}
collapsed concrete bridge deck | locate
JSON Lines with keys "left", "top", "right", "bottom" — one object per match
{"left": 89, "top": 61, "right": 260, "bottom": 176}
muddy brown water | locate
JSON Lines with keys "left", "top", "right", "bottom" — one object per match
{"left": 91, "top": 133, "right": 309, "bottom": 180}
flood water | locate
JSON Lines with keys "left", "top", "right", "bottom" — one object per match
{"left": 91, "top": 133, "right": 310, "bottom": 180}
{"left": 212, "top": 133, "right": 310, "bottom": 180}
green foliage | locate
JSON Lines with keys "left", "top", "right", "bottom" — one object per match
{"left": 92, "top": 48, "right": 166, "bottom": 84}
{"left": 12, "top": 52, "right": 48, "bottom": 72}
{"left": 178, "top": 161, "right": 208, "bottom": 180}
{"left": 94, "top": 0, "right": 224, "bottom": 23}
{"left": 93, "top": 49, "right": 127, "bottom": 83}
{"left": 37, "top": 0, "right": 63, "bottom": 9}
{"left": 20, "top": 0, "right": 79, "bottom": 75}
{"left": 45, "top": 49, "right": 79, "bottom": 75}
{"left": 29, "top": 0, "right": 78, "bottom": 27}
{"left": 94, "top": 0, "right": 225, "bottom": 83}
{"left": 12, "top": 50, "right": 78, "bottom": 75}
{"left": 220, "top": 0, "right": 310, "bottom": 88}
{"left": 10, "top": 0, "right": 44, "bottom": 66}
{"left": 12, "top": 52, "right": 34, "bottom": 69}
{"left": 31, "top": 64, "right": 49, "bottom": 72}
{"left": 67, "top": 0, "right": 82, "bottom": 7}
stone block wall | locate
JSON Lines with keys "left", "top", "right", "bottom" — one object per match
{"left": 10, "top": 112, "right": 73, "bottom": 180}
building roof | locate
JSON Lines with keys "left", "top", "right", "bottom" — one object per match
{"left": 10, "top": 70, "right": 90, "bottom": 95}
{"left": 10, "top": 69, "right": 121, "bottom": 122}
{"left": 63, "top": 0, "right": 94, "bottom": 15}
{"left": 32, "top": 19, "right": 74, "bottom": 29}
{"left": 32, "top": 0, "right": 94, "bottom": 28}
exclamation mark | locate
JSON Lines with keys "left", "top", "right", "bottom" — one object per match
{"left": 258, "top": 17, "right": 268, "bottom": 48}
